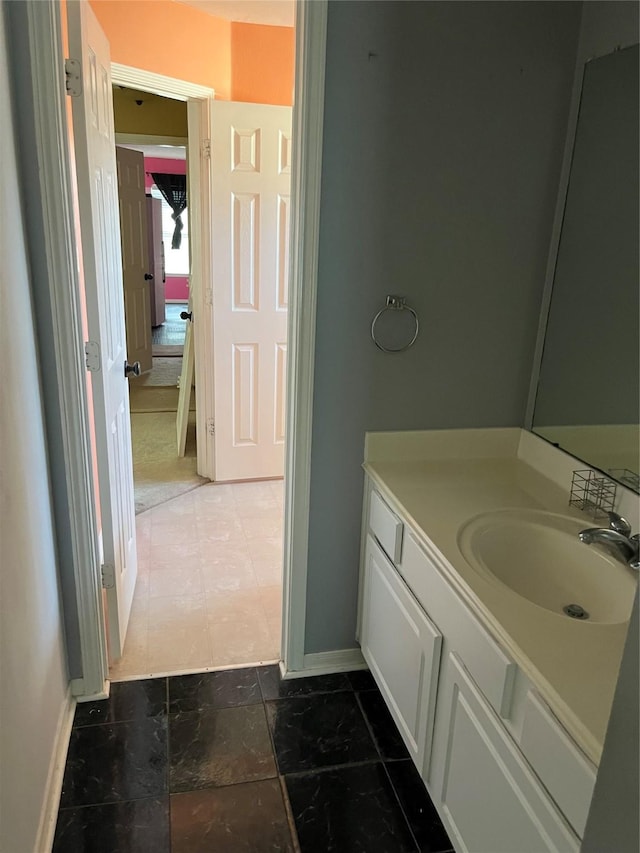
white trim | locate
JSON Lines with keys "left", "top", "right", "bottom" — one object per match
{"left": 188, "top": 97, "right": 215, "bottom": 479}
{"left": 24, "top": 0, "right": 108, "bottom": 698}
{"left": 70, "top": 678, "right": 110, "bottom": 702}
{"left": 110, "top": 659, "right": 279, "bottom": 682}
{"left": 34, "top": 687, "right": 75, "bottom": 853}
{"left": 281, "top": 0, "right": 328, "bottom": 673}
{"left": 295, "top": 649, "right": 367, "bottom": 677}
{"left": 115, "top": 133, "right": 188, "bottom": 146}
{"left": 111, "top": 62, "right": 214, "bottom": 101}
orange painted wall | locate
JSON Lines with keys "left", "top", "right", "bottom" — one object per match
{"left": 231, "top": 22, "right": 294, "bottom": 106}
{"left": 89, "top": 1, "right": 293, "bottom": 106}
{"left": 89, "top": 0, "right": 231, "bottom": 99}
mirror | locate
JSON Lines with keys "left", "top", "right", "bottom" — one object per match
{"left": 531, "top": 44, "right": 639, "bottom": 493}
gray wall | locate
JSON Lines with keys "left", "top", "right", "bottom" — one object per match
{"left": 577, "top": 0, "right": 639, "bottom": 63}
{"left": 304, "top": 1, "right": 581, "bottom": 653}
{"left": 0, "top": 5, "right": 70, "bottom": 850}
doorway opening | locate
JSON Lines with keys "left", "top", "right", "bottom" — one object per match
{"left": 106, "top": 57, "right": 293, "bottom": 679}
{"left": 22, "top": 0, "right": 326, "bottom": 697}
{"left": 115, "top": 121, "right": 202, "bottom": 515}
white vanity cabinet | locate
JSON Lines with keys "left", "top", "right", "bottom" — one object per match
{"left": 360, "top": 534, "right": 442, "bottom": 770}
{"left": 429, "top": 652, "right": 579, "bottom": 853}
{"left": 358, "top": 481, "right": 590, "bottom": 853}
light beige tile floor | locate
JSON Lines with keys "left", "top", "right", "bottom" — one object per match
{"left": 110, "top": 480, "right": 283, "bottom": 681}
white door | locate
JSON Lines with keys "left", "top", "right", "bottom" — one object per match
{"left": 116, "top": 146, "right": 153, "bottom": 375}
{"left": 211, "top": 101, "right": 292, "bottom": 481}
{"left": 68, "top": 0, "right": 137, "bottom": 661}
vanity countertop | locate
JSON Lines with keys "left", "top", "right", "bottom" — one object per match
{"left": 363, "top": 428, "right": 638, "bottom": 765}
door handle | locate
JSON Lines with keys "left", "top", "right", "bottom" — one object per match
{"left": 124, "top": 361, "right": 141, "bottom": 377}
{"left": 144, "top": 273, "right": 154, "bottom": 280}
{"left": 180, "top": 311, "right": 193, "bottom": 322}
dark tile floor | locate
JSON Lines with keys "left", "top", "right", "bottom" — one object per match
{"left": 54, "top": 666, "right": 454, "bottom": 852}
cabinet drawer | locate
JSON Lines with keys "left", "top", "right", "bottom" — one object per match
{"left": 521, "top": 691, "right": 596, "bottom": 838}
{"left": 401, "top": 534, "right": 517, "bottom": 718}
{"left": 369, "top": 489, "right": 404, "bottom": 564}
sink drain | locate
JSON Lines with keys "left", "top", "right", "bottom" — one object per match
{"left": 563, "top": 603, "right": 590, "bottom": 620}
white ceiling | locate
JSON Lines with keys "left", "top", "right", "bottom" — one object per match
{"left": 118, "top": 144, "right": 187, "bottom": 161}
{"left": 174, "top": 0, "right": 294, "bottom": 27}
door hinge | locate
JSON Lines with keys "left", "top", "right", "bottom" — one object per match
{"left": 84, "top": 341, "right": 100, "bottom": 372}
{"left": 101, "top": 563, "right": 115, "bottom": 589}
{"left": 205, "top": 287, "right": 213, "bottom": 307}
{"left": 207, "top": 418, "right": 215, "bottom": 436}
{"left": 202, "top": 139, "right": 211, "bottom": 159}
{"left": 65, "top": 58, "right": 82, "bottom": 97}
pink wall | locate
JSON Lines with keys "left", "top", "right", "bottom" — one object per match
{"left": 144, "top": 155, "right": 186, "bottom": 192}
{"left": 145, "top": 157, "right": 189, "bottom": 301}
{"left": 165, "top": 276, "right": 189, "bottom": 301}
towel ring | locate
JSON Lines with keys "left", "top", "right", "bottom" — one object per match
{"left": 371, "top": 295, "right": 419, "bottom": 353}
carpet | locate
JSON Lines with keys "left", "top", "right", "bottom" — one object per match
{"left": 152, "top": 345, "right": 183, "bottom": 357}
{"left": 129, "top": 385, "right": 195, "bottom": 413}
{"left": 134, "top": 357, "right": 183, "bottom": 387}
{"left": 131, "top": 411, "right": 208, "bottom": 514}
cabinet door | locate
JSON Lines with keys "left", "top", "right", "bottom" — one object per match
{"left": 429, "top": 653, "right": 579, "bottom": 853}
{"left": 361, "top": 535, "right": 442, "bottom": 772}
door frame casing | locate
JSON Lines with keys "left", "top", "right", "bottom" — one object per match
{"left": 111, "top": 64, "right": 215, "bottom": 479}
{"left": 280, "top": 0, "right": 328, "bottom": 673}
{"left": 24, "top": 0, "right": 327, "bottom": 697}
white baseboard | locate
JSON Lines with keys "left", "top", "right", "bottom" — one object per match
{"left": 34, "top": 687, "right": 76, "bottom": 853}
{"left": 281, "top": 647, "right": 367, "bottom": 679}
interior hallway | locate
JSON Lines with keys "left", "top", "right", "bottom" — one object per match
{"left": 110, "top": 480, "right": 283, "bottom": 680}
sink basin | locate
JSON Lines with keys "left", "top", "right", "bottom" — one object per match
{"left": 457, "top": 509, "right": 636, "bottom": 624}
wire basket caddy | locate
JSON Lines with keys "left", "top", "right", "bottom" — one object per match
{"left": 569, "top": 469, "right": 617, "bottom": 520}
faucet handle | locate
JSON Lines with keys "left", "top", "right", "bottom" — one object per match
{"left": 606, "top": 511, "right": 632, "bottom": 536}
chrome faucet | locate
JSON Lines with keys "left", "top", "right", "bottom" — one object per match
{"left": 579, "top": 512, "right": 640, "bottom": 570}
